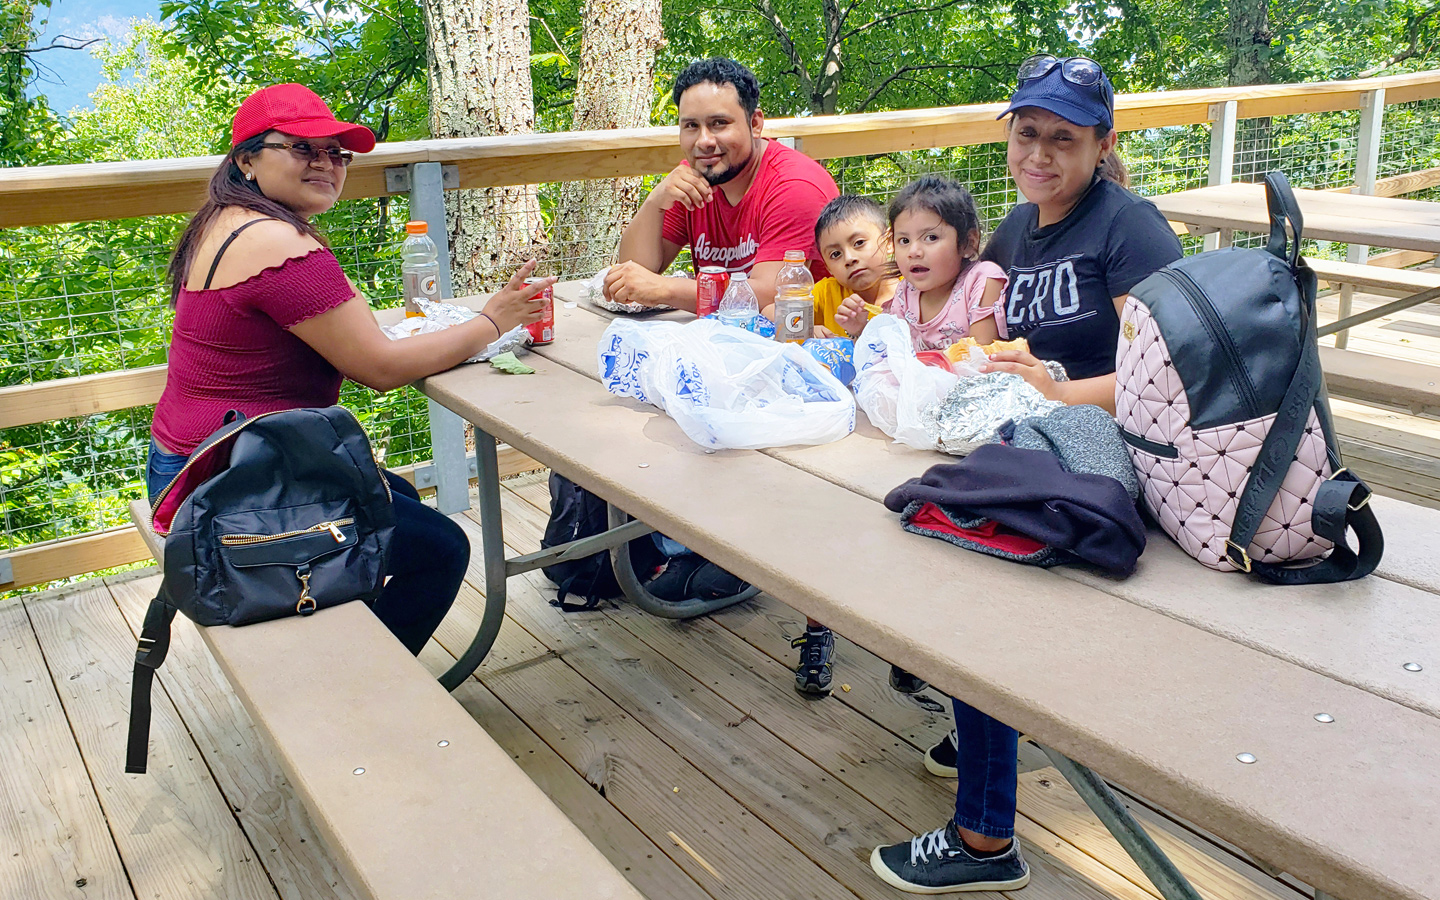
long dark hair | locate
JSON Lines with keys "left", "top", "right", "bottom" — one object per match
{"left": 888, "top": 175, "right": 984, "bottom": 277}
{"left": 167, "top": 134, "right": 327, "bottom": 306}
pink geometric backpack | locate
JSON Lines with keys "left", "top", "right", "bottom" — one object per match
{"left": 1115, "top": 172, "right": 1382, "bottom": 583}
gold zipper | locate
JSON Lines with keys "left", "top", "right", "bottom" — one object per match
{"left": 219, "top": 518, "right": 354, "bottom": 546}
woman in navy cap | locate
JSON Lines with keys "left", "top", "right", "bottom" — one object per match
{"left": 869, "top": 56, "right": 1182, "bottom": 894}
{"left": 149, "top": 84, "right": 552, "bottom": 655}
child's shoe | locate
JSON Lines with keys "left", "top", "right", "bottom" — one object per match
{"left": 889, "top": 664, "right": 929, "bottom": 694}
{"left": 792, "top": 626, "right": 835, "bottom": 697}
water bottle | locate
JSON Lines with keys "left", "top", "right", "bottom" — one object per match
{"left": 773, "top": 249, "right": 814, "bottom": 342}
{"left": 716, "top": 271, "right": 760, "bottom": 330}
{"left": 401, "top": 221, "right": 440, "bottom": 317}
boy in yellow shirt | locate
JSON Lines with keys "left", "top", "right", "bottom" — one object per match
{"left": 812, "top": 195, "right": 900, "bottom": 338}
{"left": 790, "top": 195, "right": 902, "bottom": 696}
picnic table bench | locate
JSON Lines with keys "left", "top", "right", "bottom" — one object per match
{"left": 126, "top": 498, "right": 644, "bottom": 900}
{"left": 411, "top": 284, "right": 1440, "bottom": 900}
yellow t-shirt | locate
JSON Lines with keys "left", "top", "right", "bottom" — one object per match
{"left": 811, "top": 276, "right": 897, "bottom": 336}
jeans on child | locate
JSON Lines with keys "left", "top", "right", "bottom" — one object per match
{"left": 952, "top": 697, "right": 1019, "bottom": 839}
{"left": 652, "top": 533, "right": 694, "bottom": 557}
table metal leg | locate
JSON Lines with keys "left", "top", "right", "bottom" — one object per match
{"left": 1037, "top": 744, "right": 1204, "bottom": 900}
{"left": 439, "top": 428, "right": 507, "bottom": 690}
{"left": 607, "top": 504, "right": 760, "bottom": 619}
{"left": 1318, "top": 284, "right": 1440, "bottom": 338}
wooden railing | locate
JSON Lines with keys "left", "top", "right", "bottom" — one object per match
{"left": 4, "top": 69, "right": 1440, "bottom": 591}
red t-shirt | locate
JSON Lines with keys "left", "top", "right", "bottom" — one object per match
{"left": 662, "top": 139, "right": 838, "bottom": 281}
{"left": 152, "top": 247, "right": 353, "bottom": 455}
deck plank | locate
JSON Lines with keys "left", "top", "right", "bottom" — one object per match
{"left": 22, "top": 584, "right": 278, "bottom": 900}
{"left": 104, "top": 573, "right": 360, "bottom": 900}
{"left": 416, "top": 641, "right": 713, "bottom": 900}
{"left": 479, "top": 646, "right": 852, "bottom": 899}
{"left": 0, "top": 599, "right": 133, "bottom": 900}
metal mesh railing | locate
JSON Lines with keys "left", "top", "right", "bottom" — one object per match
{"left": 7, "top": 97, "right": 1440, "bottom": 560}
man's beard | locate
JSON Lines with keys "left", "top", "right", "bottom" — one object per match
{"left": 698, "top": 145, "right": 752, "bottom": 186}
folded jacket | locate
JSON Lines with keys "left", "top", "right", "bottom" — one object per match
{"left": 884, "top": 444, "right": 1147, "bottom": 576}
{"left": 997, "top": 404, "right": 1140, "bottom": 501}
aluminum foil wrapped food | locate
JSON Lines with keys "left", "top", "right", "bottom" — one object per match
{"left": 582, "top": 266, "right": 674, "bottom": 314}
{"left": 922, "top": 371, "right": 1065, "bottom": 455}
{"left": 381, "top": 299, "right": 530, "bottom": 362}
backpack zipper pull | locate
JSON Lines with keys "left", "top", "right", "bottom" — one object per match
{"left": 327, "top": 522, "right": 344, "bottom": 542}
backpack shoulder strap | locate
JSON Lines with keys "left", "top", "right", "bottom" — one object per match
{"left": 125, "top": 595, "right": 178, "bottom": 774}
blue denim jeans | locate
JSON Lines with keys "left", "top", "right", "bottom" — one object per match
{"left": 144, "top": 441, "right": 463, "bottom": 656}
{"left": 952, "top": 698, "right": 1019, "bottom": 839}
{"left": 146, "top": 439, "right": 189, "bottom": 501}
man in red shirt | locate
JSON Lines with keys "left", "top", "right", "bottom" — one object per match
{"left": 604, "top": 58, "right": 839, "bottom": 312}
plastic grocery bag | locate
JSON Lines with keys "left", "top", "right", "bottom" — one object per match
{"left": 852, "top": 314, "right": 958, "bottom": 450}
{"left": 597, "top": 318, "right": 855, "bottom": 450}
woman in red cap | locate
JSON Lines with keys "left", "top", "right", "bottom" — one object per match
{"left": 148, "top": 83, "right": 552, "bottom": 654}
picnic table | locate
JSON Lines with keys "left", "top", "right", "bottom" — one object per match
{"left": 416, "top": 283, "right": 1440, "bottom": 900}
{"left": 1151, "top": 182, "right": 1440, "bottom": 343}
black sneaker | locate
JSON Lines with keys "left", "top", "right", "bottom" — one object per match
{"left": 889, "top": 664, "right": 929, "bottom": 694}
{"left": 792, "top": 627, "right": 835, "bottom": 697}
{"left": 871, "top": 821, "right": 1029, "bottom": 894}
{"left": 924, "top": 729, "right": 959, "bottom": 777}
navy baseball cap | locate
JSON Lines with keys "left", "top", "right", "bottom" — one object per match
{"left": 997, "top": 59, "right": 1114, "bottom": 130}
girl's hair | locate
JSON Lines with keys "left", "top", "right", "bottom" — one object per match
{"left": 166, "top": 134, "right": 327, "bottom": 307}
{"left": 888, "top": 174, "right": 982, "bottom": 259}
{"left": 1094, "top": 124, "right": 1129, "bottom": 187}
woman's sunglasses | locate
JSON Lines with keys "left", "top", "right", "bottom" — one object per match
{"left": 1017, "top": 54, "right": 1105, "bottom": 88}
{"left": 260, "top": 141, "right": 355, "bottom": 167}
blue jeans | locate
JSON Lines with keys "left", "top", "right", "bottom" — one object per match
{"left": 953, "top": 698, "right": 1019, "bottom": 839}
{"left": 144, "top": 442, "right": 465, "bottom": 656}
{"left": 146, "top": 439, "right": 189, "bottom": 501}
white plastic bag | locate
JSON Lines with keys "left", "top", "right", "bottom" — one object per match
{"left": 852, "top": 314, "right": 958, "bottom": 450}
{"left": 597, "top": 318, "right": 855, "bottom": 449}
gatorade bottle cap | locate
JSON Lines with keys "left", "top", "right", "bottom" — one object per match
{"left": 783, "top": 249, "right": 805, "bottom": 263}
{"left": 405, "top": 221, "right": 428, "bottom": 235}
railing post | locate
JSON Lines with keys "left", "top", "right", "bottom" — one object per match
{"left": 1204, "top": 101, "right": 1238, "bottom": 252}
{"left": 1336, "top": 88, "right": 1386, "bottom": 350}
{"left": 410, "top": 162, "right": 470, "bottom": 515}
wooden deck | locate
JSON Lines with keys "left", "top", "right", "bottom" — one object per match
{"left": 1318, "top": 285, "right": 1440, "bottom": 507}
{"left": 4, "top": 471, "right": 1315, "bottom": 900}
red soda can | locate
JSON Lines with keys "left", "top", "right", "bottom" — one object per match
{"left": 696, "top": 266, "right": 730, "bottom": 318}
{"left": 524, "top": 277, "right": 555, "bottom": 345}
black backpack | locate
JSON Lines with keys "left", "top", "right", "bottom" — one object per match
{"left": 127, "top": 406, "right": 395, "bottom": 773}
{"left": 540, "top": 472, "right": 666, "bottom": 610}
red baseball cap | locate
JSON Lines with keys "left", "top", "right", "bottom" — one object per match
{"left": 231, "top": 83, "right": 376, "bottom": 153}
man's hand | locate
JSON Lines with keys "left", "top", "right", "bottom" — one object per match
{"left": 649, "top": 163, "right": 714, "bottom": 212}
{"left": 833, "top": 294, "right": 869, "bottom": 338}
{"left": 604, "top": 261, "right": 680, "bottom": 308}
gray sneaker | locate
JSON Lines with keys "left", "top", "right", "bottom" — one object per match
{"left": 870, "top": 821, "right": 1029, "bottom": 894}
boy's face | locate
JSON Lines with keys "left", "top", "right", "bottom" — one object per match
{"left": 818, "top": 217, "right": 892, "bottom": 293}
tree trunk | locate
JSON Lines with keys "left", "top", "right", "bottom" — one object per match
{"left": 1228, "top": 0, "right": 1273, "bottom": 182}
{"left": 552, "top": 0, "right": 664, "bottom": 276}
{"left": 422, "top": 0, "right": 548, "bottom": 293}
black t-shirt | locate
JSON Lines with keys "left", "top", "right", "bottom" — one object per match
{"left": 981, "top": 177, "right": 1183, "bottom": 380}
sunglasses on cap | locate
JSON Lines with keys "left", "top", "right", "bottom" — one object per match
{"left": 260, "top": 140, "right": 355, "bottom": 167}
{"left": 1017, "top": 54, "right": 1107, "bottom": 87}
